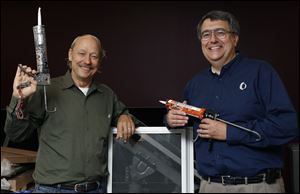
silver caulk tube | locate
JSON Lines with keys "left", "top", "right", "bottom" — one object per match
{"left": 32, "top": 7, "right": 50, "bottom": 85}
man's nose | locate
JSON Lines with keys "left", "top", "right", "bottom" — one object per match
{"left": 209, "top": 31, "right": 217, "bottom": 42}
{"left": 84, "top": 55, "right": 91, "bottom": 64}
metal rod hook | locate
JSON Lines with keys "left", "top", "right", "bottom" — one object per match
{"left": 43, "top": 85, "right": 56, "bottom": 112}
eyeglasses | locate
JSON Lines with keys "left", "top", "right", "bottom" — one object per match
{"left": 200, "top": 28, "right": 234, "bottom": 41}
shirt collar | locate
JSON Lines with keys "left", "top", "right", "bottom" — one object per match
{"left": 61, "top": 70, "right": 103, "bottom": 93}
{"left": 209, "top": 52, "right": 241, "bottom": 77}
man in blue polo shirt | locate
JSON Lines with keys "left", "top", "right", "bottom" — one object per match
{"left": 165, "top": 10, "right": 298, "bottom": 193}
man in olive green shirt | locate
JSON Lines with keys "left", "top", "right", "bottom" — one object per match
{"left": 4, "top": 34, "right": 139, "bottom": 193}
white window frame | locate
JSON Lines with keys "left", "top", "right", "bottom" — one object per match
{"left": 107, "top": 127, "right": 194, "bottom": 193}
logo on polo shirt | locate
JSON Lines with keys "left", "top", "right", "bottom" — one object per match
{"left": 239, "top": 82, "right": 247, "bottom": 90}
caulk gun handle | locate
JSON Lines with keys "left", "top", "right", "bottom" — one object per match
{"left": 203, "top": 110, "right": 218, "bottom": 153}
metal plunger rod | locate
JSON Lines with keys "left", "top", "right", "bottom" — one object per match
{"left": 43, "top": 85, "right": 56, "bottom": 112}
{"left": 215, "top": 118, "right": 262, "bottom": 141}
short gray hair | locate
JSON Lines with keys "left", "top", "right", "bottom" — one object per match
{"left": 70, "top": 34, "right": 106, "bottom": 60}
{"left": 67, "top": 34, "right": 106, "bottom": 68}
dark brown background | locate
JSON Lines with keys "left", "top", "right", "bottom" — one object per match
{"left": 1, "top": 1, "right": 299, "bottom": 192}
{"left": 1, "top": 1, "right": 299, "bottom": 112}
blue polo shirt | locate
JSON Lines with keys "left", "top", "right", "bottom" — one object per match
{"left": 183, "top": 53, "right": 298, "bottom": 177}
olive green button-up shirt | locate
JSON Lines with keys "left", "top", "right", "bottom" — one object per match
{"left": 4, "top": 71, "right": 131, "bottom": 184}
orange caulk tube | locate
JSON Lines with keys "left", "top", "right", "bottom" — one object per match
{"left": 159, "top": 99, "right": 207, "bottom": 119}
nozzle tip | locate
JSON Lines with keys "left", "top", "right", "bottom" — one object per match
{"left": 159, "top": 100, "right": 166, "bottom": 104}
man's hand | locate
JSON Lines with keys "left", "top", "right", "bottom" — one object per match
{"left": 166, "top": 108, "right": 189, "bottom": 128}
{"left": 116, "top": 114, "right": 136, "bottom": 143}
{"left": 166, "top": 100, "right": 189, "bottom": 128}
{"left": 12, "top": 64, "right": 37, "bottom": 99}
{"left": 197, "top": 118, "right": 227, "bottom": 140}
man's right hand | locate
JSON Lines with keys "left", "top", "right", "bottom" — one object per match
{"left": 12, "top": 64, "right": 38, "bottom": 99}
{"left": 166, "top": 109, "right": 189, "bottom": 128}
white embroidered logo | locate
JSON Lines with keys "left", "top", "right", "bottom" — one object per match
{"left": 239, "top": 82, "right": 247, "bottom": 90}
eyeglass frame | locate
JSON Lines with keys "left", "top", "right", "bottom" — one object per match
{"left": 199, "top": 28, "right": 236, "bottom": 41}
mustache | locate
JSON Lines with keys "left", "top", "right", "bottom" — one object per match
{"left": 78, "top": 64, "right": 96, "bottom": 70}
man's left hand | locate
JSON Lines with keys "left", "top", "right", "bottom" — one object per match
{"left": 197, "top": 118, "right": 227, "bottom": 140}
{"left": 116, "top": 114, "right": 136, "bottom": 142}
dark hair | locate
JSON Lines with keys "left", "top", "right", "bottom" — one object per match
{"left": 197, "top": 10, "right": 240, "bottom": 40}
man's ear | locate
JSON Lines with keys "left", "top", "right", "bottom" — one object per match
{"left": 234, "top": 35, "right": 239, "bottom": 47}
{"left": 68, "top": 48, "right": 73, "bottom": 61}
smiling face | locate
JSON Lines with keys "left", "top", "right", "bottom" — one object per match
{"left": 200, "top": 19, "right": 239, "bottom": 71}
{"left": 68, "top": 35, "right": 101, "bottom": 87}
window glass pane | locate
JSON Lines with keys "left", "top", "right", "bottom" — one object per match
{"left": 112, "top": 133, "right": 181, "bottom": 193}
